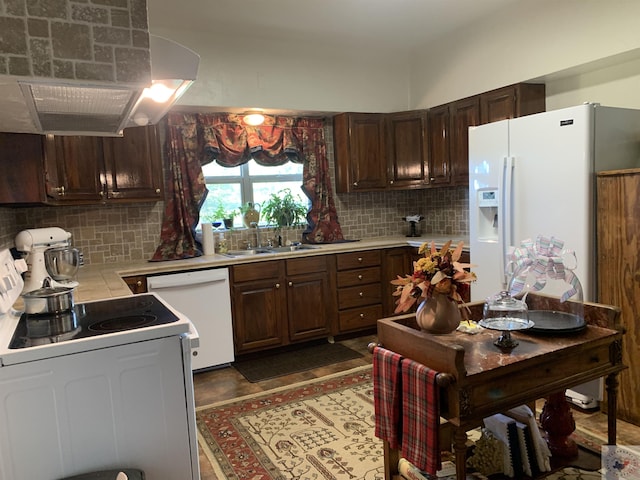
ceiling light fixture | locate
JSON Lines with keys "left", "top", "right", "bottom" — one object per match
{"left": 242, "top": 111, "right": 265, "bottom": 126}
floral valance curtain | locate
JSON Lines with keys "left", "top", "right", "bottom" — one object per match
{"left": 151, "top": 112, "right": 344, "bottom": 261}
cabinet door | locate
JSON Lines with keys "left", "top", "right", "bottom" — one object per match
{"left": 123, "top": 275, "right": 148, "bottom": 294}
{"left": 102, "top": 126, "right": 164, "bottom": 201}
{"left": 450, "top": 97, "right": 480, "bottom": 186}
{"left": 480, "top": 83, "right": 546, "bottom": 124}
{"left": 597, "top": 171, "right": 640, "bottom": 426}
{"left": 387, "top": 111, "right": 428, "bottom": 189}
{"left": 426, "top": 104, "right": 451, "bottom": 186}
{"left": 44, "top": 135, "right": 105, "bottom": 202}
{"left": 287, "top": 270, "right": 333, "bottom": 342}
{"left": 0, "top": 133, "right": 46, "bottom": 204}
{"left": 232, "top": 278, "right": 287, "bottom": 353}
{"left": 334, "top": 113, "right": 387, "bottom": 192}
{"left": 382, "top": 247, "right": 412, "bottom": 316}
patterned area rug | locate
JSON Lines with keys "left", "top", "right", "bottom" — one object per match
{"left": 197, "top": 365, "right": 383, "bottom": 479}
{"left": 196, "top": 365, "right": 604, "bottom": 480}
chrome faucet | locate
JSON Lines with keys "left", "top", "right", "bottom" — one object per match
{"left": 249, "top": 222, "right": 261, "bottom": 249}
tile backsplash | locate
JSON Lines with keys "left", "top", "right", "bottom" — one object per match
{"left": 0, "top": 185, "right": 468, "bottom": 265}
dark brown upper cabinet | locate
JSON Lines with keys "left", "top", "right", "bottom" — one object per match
{"left": 480, "top": 83, "right": 546, "bottom": 124}
{"left": 334, "top": 113, "right": 388, "bottom": 192}
{"left": 0, "top": 126, "right": 164, "bottom": 205}
{"left": 334, "top": 111, "right": 428, "bottom": 193}
{"left": 386, "top": 110, "right": 429, "bottom": 189}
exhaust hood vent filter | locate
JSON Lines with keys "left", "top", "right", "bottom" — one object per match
{"left": 19, "top": 82, "right": 143, "bottom": 136}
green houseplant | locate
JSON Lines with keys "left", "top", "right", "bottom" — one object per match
{"left": 203, "top": 201, "right": 237, "bottom": 228}
{"left": 261, "top": 188, "right": 308, "bottom": 227}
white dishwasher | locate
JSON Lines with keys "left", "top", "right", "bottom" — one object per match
{"left": 148, "top": 268, "right": 234, "bottom": 370}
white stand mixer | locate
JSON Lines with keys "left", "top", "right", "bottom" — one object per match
{"left": 15, "top": 227, "right": 81, "bottom": 294}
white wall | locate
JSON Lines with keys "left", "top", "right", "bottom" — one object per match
{"left": 154, "top": 1, "right": 640, "bottom": 114}
{"left": 409, "top": 0, "right": 640, "bottom": 109}
{"left": 545, "top": 55, "right": 640, "bottom": 111}
{"left": 151, "top": 27, "right": 411, "bottom": 114}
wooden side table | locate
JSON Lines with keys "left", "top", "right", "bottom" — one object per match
{"left": 375, "top": 296, "right": 625, "bottom": 480}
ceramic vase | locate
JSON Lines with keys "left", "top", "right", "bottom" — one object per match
{"left": 415, "top": 293, "right": 461, "bottom": 334}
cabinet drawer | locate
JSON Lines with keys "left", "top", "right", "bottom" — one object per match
{"left": 286, "top": 256, "right": 327, "bottom": 276}
{"left": 337, "top": 267, "right": 381, "bottom": 288}
{"left": 336, "top": 250, "right": 381, "bottom": 270}
{"left": 339, "top": 304, "right": 383, "bottom": 332}
{"left": 232, "top": 261, "right": 281, "bottom": 283}
{"left": 338, "top": 284, "right": 382, "bottom": 309}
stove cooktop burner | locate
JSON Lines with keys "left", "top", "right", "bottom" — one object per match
{"left": 9, "top": 294, "right": 180, "bottom": 349}
{"left": 88, "top": 314, "right": 158, "bottom": 332}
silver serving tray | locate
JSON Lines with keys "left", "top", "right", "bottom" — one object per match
{"left": 526, "top": 310, "right": 586, "bottom": 334}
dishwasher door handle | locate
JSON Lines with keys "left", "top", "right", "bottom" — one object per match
{"left": 148, "top": 269, "right": 229, "bottom": 289}
{"left": 150, "top": 277, "right": 227, "bottom": 289}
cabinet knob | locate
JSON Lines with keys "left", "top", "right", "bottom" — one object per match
{"left": 357, "top": 257, "right": 363, "bottom": 262}
{"left": 359, "top": 292, "right": 364, "bottom": 297}
{"left": 155, "top": 188, "right": 161, "bottom": 194}
{"left": 359, "top": 313, "right": 365, "bottom": 318}
{"left": 99, "top": 190, "right": 105, "bottom": 197}
{"left": 55, "top": 186, "right": 65, "bottom": 196}
{"left": 389, "top": 180, "right": 394, "bottom": 185}
{"left": 136, "top": 281, "right": 142, "bottom": 287}
{"left": 353, "top": 181, "right": 359, "bottom": 187}
{"left": 275, "top": 283, "right": 281, "bottom": 289}
{"left": 430, "top": 177, "right": 435, "bottom": 181}
{"left": 288, "top": 281, "right": 293, "bottom": 287}
{"left": 358, "top": 274, "right": 363, "bottom": 280}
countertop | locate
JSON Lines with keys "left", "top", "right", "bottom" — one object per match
{"left": 73, "top": 235, "right": 469, "bottom": 302}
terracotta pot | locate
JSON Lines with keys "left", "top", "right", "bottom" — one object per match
{"left": 415, "top": 293, "right": 461, "bottom": 334}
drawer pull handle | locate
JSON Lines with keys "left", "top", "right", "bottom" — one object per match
{"left": 358, "top": 274, "right": 363, "bottom": 280}
{"left": 275, "top": 283, "right": 281, "bottom": 289}
{"left": 360, "top": 313, "right": 365, "bottom": 318}
{"left": 358, "top": 257, "right": 363, "bottom": 262}
{"left": 359, "top": 292, "right": 364, "bottom": 297}
{"left": 288, "top": 281, "right": 293, "bottom": 287}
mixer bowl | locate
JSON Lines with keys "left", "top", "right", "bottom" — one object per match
{"left": 44, "top": 247, "right": 80, "bottom": 281}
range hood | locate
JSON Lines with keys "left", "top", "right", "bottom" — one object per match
{"left": 6, "top": 35, "right": 199, "bottom": 137}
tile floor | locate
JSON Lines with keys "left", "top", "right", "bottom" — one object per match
{"left": 193, "top": 334, "right": 640, "bottom": 480}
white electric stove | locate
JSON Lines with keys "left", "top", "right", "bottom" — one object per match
{"left": 0, "top": 249, "right": 201, "bottom": 480}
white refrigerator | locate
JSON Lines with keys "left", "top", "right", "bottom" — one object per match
{"left": 468, "top": 103, "right": 640, "bottom": 406}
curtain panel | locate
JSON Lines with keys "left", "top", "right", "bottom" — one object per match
{"left": 151, "top": 113, "right": 208, "bottom": 261}
{"left": 151, "top": 113, "right": 344, "bottom": 261}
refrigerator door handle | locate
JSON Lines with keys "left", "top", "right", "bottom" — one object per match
{"left": 503, "top": 156, "right": 515, "bottom": 287}
{"left": 498, "top": 156, "right": 515, "bottom": 289}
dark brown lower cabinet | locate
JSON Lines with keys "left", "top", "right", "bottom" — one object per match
{"left": 231, "top": 256, "right": 336, "bottom": 354}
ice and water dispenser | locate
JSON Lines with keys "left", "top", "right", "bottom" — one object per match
{"left": 476, "top": 188, "right": 499, "bottom": 241}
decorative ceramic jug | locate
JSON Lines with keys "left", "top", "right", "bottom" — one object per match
{"left": 415, "top": 293, "right": 461, "bottom": 334}
{"left": 242, "top": 203, "right": 261, "bottom": 228}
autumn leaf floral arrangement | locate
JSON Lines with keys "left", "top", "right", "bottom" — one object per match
{"left": 391, "top": 240, "right": 476, "bottom": 321}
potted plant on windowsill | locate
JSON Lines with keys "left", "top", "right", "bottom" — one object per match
{"left": 210, "top": 202, "right": 237, "bottom": 229}
{"left": 261, "top": 188, "right": 308, "bottom": 245}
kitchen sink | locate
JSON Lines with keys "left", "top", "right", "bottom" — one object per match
{"left": 225, "top": 249, "right": 267, "bottom": 256}
{"left": 224, "top": 245, "right": 319, "bottom": 257}
{"left": 262, "top": 245, "right": 319, "bottom": 253}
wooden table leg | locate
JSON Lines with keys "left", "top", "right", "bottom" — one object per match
{"left": 453, "top": 428, "right": 467, "bottom": 480}
{"left": 539, "top": 391, "right": 579, "bottom": 458}
{"left": 606, "top": 373, "right": 619, "bottom": 445}
{"left": 384, "top": 440, "right": 399, "bottom": 480}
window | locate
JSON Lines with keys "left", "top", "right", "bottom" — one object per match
{"left": 200, "top": 160, "right": 305, "bottom": 228}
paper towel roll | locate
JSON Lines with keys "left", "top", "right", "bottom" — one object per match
{"left": 202, "top": 223, "right": 215, "bottom": 255}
